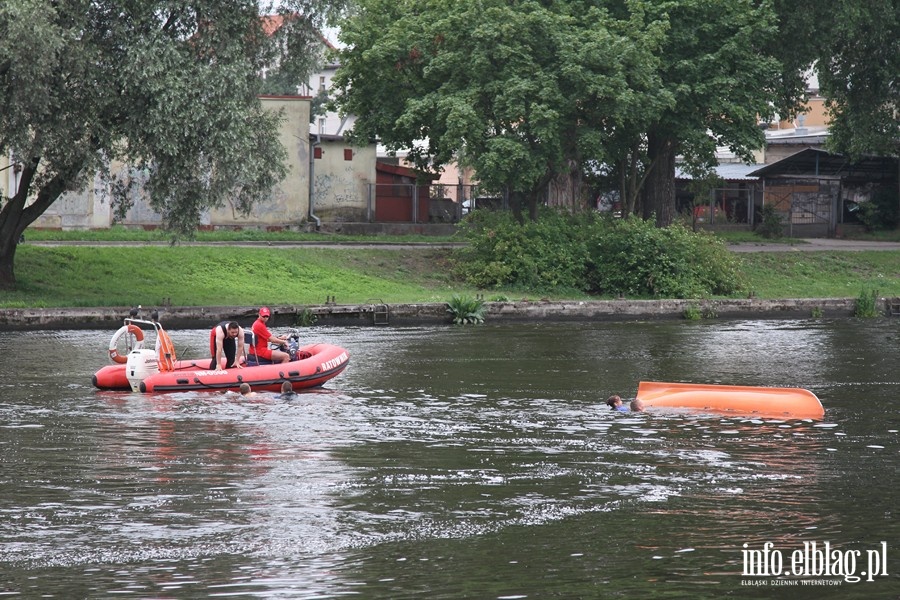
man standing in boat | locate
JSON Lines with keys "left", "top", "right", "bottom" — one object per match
{"left": 210, "top": 321, "right": 246, "bottom": 370}
{"left": 251, "top": 307, "right": 290, "bottom": 364}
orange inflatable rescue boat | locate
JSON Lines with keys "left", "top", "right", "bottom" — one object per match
{"left": 636, "top": 381, "right": 825, "bottom": 420}
{"left": 93, "top": 316, "right": 349, "bottom": 394}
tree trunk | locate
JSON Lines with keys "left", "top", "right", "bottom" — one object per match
{"left": 0, "top": 166, "right": 32, "bottom": 290}
{"left": 526, "top": 189, "right": 540, "bottom": 221}
{"left": 0, "top": 240, "right": 16, "bottom": 289}
{"left": 546, "top": 159, "right": 583, "bottom": 212}
{"left": 509, "top": 190, "right": 526, "bottom": 223}
{"left": 620, "top": 148, "right": 641, "bottom": 218}
{"left": 641, "top": 131, "right": 677, "bottom": 227}
{"left": 0, "top": 159, "right": 70, "bottom": 289}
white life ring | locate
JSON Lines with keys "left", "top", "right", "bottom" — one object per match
{"left": 109, "top": 324, "right": 144, "bottom": 364}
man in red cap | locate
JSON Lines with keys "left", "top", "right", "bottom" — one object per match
{"left": 250, "top": 306, "right": 290, "bottom": 364}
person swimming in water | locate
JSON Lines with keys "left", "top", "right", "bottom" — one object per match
{"left": 606, "top": 394, "right": 629, "bottom": 412}
{"left": 278, "top": 381, "right": 296, "bottom": 399}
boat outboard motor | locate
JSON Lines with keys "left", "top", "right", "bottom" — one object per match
{"left": 126, "top": 349, "right": 159, "bottom": 392}
{"left": 286, "top": 333, "right": 300, "bottom": 361}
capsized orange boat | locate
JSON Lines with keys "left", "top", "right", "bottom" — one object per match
{"left": 636, "top": 381, "right": 825, "bottom": 420}
{"left": 92, "top": 315, "right": 349, "bottom": 393}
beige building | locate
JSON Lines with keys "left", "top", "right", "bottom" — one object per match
{"left": 203, "top": 96, "right": 312, "bottom": 230}
{"left": 310, "top": 134, "right": 376, "bottom": 223}
{"left": 3, "top": 96, "right": 379, "bottom": 231}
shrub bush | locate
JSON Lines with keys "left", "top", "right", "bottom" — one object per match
{"left": 857, "top": 187, "right": 899, "bottom": 232}
{"left": 446, "top": 295, "right": 485, "bottom": 324}
{"left": 854, "top": 287, "right": 879, "bottom": 318}
{"left": 585, "top": 218, "right": 745, "bottom": 298}
{"left": 455, "top": 209, "right": 746, "bottom": 299}
{"left": 756, "top": 203, "right": 784, "bottom": 239}
{"left": 454, "top": 208, "right": 590, "bottom": 292}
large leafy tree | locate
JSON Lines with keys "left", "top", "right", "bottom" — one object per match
{"left": 630, "top": 0, "right": 899, "bottom": 223}
{"left": 0, "top": 0, "right": 342, "bottom": 289}
{"left": 333, "top": 0, "right": 666, "bottom": 220}
{"left": 768, "top": 0, "right": 899, "bottom": 203}
{"left": 819, "top": 1, "right": 900, "bottom": 210}
{"left": 629, "top": 0, "right": 783, "bottom": 226}
{"left": 816, "top": 1, "right": 899, "bottom": 160}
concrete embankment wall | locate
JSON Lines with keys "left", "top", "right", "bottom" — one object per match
{"left": 0, "top": 297, "right": 875, "bottom": 331}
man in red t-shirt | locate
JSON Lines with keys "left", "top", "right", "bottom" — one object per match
{"left": 251, "top": 306, "right": 290, "bottom": 363}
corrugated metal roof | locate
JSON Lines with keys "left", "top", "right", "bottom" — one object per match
{"left": 748, "top": 148, "right": 899, "bottom": 180}
{"left": 675, "top": 164, "right": 761, "bottom": 181}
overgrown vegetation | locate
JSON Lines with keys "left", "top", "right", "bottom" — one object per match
{"left": 455, "top": 209, "right": 745, "bottom": 299}
{"left": 587, "top": 217, "right": 744, "bottom": 298}
{"left": 856, "top": 187, "right": 900, "bottom": 232}
{"left": 446, "top": 295, "right": 485, "bottom": 325}
{"left": 682, "top": 303, "right": 719, "bottom": 320}
{"left": 294, "top": 308, "right": 318, "bottom": 326}
{"left": 854, "top": 288, "right": 880, "bottom": 318}
{"left": 683, "top": 304, "right": 702, "bottom": 320}
{"left": 756, "top": 204, "right": 784, "bottom": 239}
{"left": 453, "top": 210, "right": 591, "bottom": 293}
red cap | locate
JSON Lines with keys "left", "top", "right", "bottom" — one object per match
{"left": 259, "top": 306, "right": 271, "bottom": 317}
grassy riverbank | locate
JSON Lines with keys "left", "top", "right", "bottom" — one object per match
{"left": 3, "top": 239, "right": 899, "bottom": 308}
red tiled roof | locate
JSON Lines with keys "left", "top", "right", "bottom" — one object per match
{"left": 260, "top": 14, "right": 336, "bottom": 49}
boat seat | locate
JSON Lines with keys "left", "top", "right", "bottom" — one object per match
{"left": 244, "top": 330, "right": 274, "bottom": 366}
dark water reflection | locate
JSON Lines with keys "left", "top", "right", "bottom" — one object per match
{"left": 1, "top": 320, "right": 898, "bottom": 598}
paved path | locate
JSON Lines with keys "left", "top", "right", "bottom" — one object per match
{"left": 28, "top": 238, "right": 900, "bottom": 252}
{"left": 727, "top": 239, "right": 900, "bottom": 252}
{"left": 27, "top": 240, "right": 466, "bottom": 249}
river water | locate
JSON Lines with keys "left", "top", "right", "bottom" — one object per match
{"left": 1, "top": 320, "right": 898, "bottom": 598}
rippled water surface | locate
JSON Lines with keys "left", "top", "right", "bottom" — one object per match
{"left": 1, "top": 320, "right": 898, "bottom": 598}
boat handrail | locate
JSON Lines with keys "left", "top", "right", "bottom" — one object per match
{"left": 124, "top": 317, "right": 164, "bottom": 334}
{"left": 123, "top": 317, "right": 176, "bottom": 369}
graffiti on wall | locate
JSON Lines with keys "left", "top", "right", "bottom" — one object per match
{"left": 314, "top": 164, "right": 368, "bottom": 223}
{"left": 314, "top": 167, "right": 364, "bottom": 206}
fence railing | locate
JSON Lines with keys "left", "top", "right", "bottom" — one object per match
{"left": 365, "top": 183, "right": 505, "bottom": 223}
{"left": 764, "top": 182, "right": 835, "bottom": 237}
{"left": 690, "top": 187, "right": 757, "bottom": 225}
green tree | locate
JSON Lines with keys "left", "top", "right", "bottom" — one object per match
{"left": 765, "top": 0, "right": 825, "bottom": 122}
{"left": 816, "top": 1, "right": 899, "bottom": 160}
{"left": 629, "top": 0, "right": 783, "bottom": 226}
{"left": 258, "top": 13, "right": 333, "bottom": 96}
{"left": 816, "top": 0, "right": 899, "bottom": 214}
{"left": 0, "top": 0, "right": 342, "bottom": 289}
{"left": 580, "top": 0, "right": 817, "bottom": 222}
{"left": 769, "top": 0, "right": 899, "bottom": 208}
{"left": 333, "top": 0, "right": 665, "bottom": 220}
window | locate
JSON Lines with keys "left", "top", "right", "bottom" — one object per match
{"left": 314, "top": 147, "right": 322, "bottom": 159}
{"left": 344, "top": 149, "right": 353, "bottom": 161}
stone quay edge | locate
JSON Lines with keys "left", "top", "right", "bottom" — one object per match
{"left": 0, "top": 297, "right": 877, "bottom": 331}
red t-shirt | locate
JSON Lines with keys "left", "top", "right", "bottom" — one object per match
{"left": 251, "top": 317, "right": 274, "bottom": 360}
